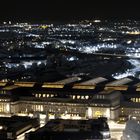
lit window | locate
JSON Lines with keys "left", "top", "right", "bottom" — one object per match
{"left": 73, "top": 95, "right": 75, "bottom": 99}
{"left": 36, "top": 105, "right": 41, "bottom": 111}
{"left": 40, "top": 105, "right": 43, "bottom": 111}
{"left": 81, "top": 96, "right": 84, "bottom": 99}
{"left": 131, "top": 98, "right": 135, "bottom": 102}
{"left": 51, "top": 94, "right": 54, "bottom": 97}
{"left": 85, "top": 96, "right": 89, "bottom": 99}
{"left": 100, "top": 95, "right": 103, "bottom": 99}
{"left": 77, "top": 95, "right": 80, "bottom": 99}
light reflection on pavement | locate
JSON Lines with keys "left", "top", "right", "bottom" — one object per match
{"left": 108, "top": 120, "right": 126, "bottom": 140}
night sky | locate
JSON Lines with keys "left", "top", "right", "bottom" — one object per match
{"left": 0, "top": 0, "right": 140, "bottom": 22}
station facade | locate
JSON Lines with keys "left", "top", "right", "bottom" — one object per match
{"left": 0, "top": 76, "right": 140, "bottom": 122}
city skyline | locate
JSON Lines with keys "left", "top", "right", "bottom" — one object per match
{"left": 0, "top": 2, "right": 140, "bottom": 139}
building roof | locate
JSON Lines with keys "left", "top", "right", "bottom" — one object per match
{"left": 104, "top": 77, "right": 133, "bottom": 90}
{"left": 99, "top": 89, "right": 120, "bottom": 95}
{"left": 106, "top": 78, "right": 133, "bottom": 86}
{"left": 1, "top": 76, "right": 140, "bottom": 92}
{"left": 42, "top": 77, "right": 81, "bottom": 88}
{"left": 134, "top": 82, "right": 140, "bottom": 91}
{"left": 0, "top": 116, "right": 39, "bottom": 139}
{"left": 73, "top": 77, "right": 108, "bottom": 89}
{"left": 2, "top": 85, "right": 19, "bottom": 91}
{"left": 14, "top": 82, "right": 36, "bottom": 87}
{"left": 0, "top": 82, "right": 7, "bottom": 87}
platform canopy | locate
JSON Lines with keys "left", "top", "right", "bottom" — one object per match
{"left": 73, "top": 77, "right": 108, "bottom": 89}
{"left": 42, "top": 77, "right": 82, "bottom": 88}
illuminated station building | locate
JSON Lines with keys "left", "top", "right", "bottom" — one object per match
{"left": 0, "top": 76, "right": 140, "bottom": 123}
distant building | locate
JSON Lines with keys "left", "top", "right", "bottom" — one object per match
{"left": 25, "top": 118, "right": 110, "bottom": 140}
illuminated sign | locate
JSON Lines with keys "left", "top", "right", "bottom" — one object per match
{"left": 95, "top": 111, "right": 102, "bottom": 117}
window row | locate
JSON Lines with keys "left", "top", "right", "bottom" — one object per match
{"left": 34, "top": 93, "right": 90, "bottom": 100}
{"left": 131, "top": 98, "right": 140, "bottom": 103}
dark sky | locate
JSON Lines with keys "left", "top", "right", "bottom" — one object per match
{"left": 0, "top": 0, "right": 140, "bottom": 22}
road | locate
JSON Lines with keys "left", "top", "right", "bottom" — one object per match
{"left": 108, "top": 120, "right": 126, "bottom": 140}
{"left": 90, "top": 52, "right": 140, "bottom": 59}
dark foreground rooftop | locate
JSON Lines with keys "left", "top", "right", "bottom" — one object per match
{"left": 0, "top": 116, "right": 39, "bottom": 140}
{"left": 25, "top": 117, "right": 110, "bottom": 140}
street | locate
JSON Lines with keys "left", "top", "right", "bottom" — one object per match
{"left": 108, "top": 120, "right": 125, "bottom": 140}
